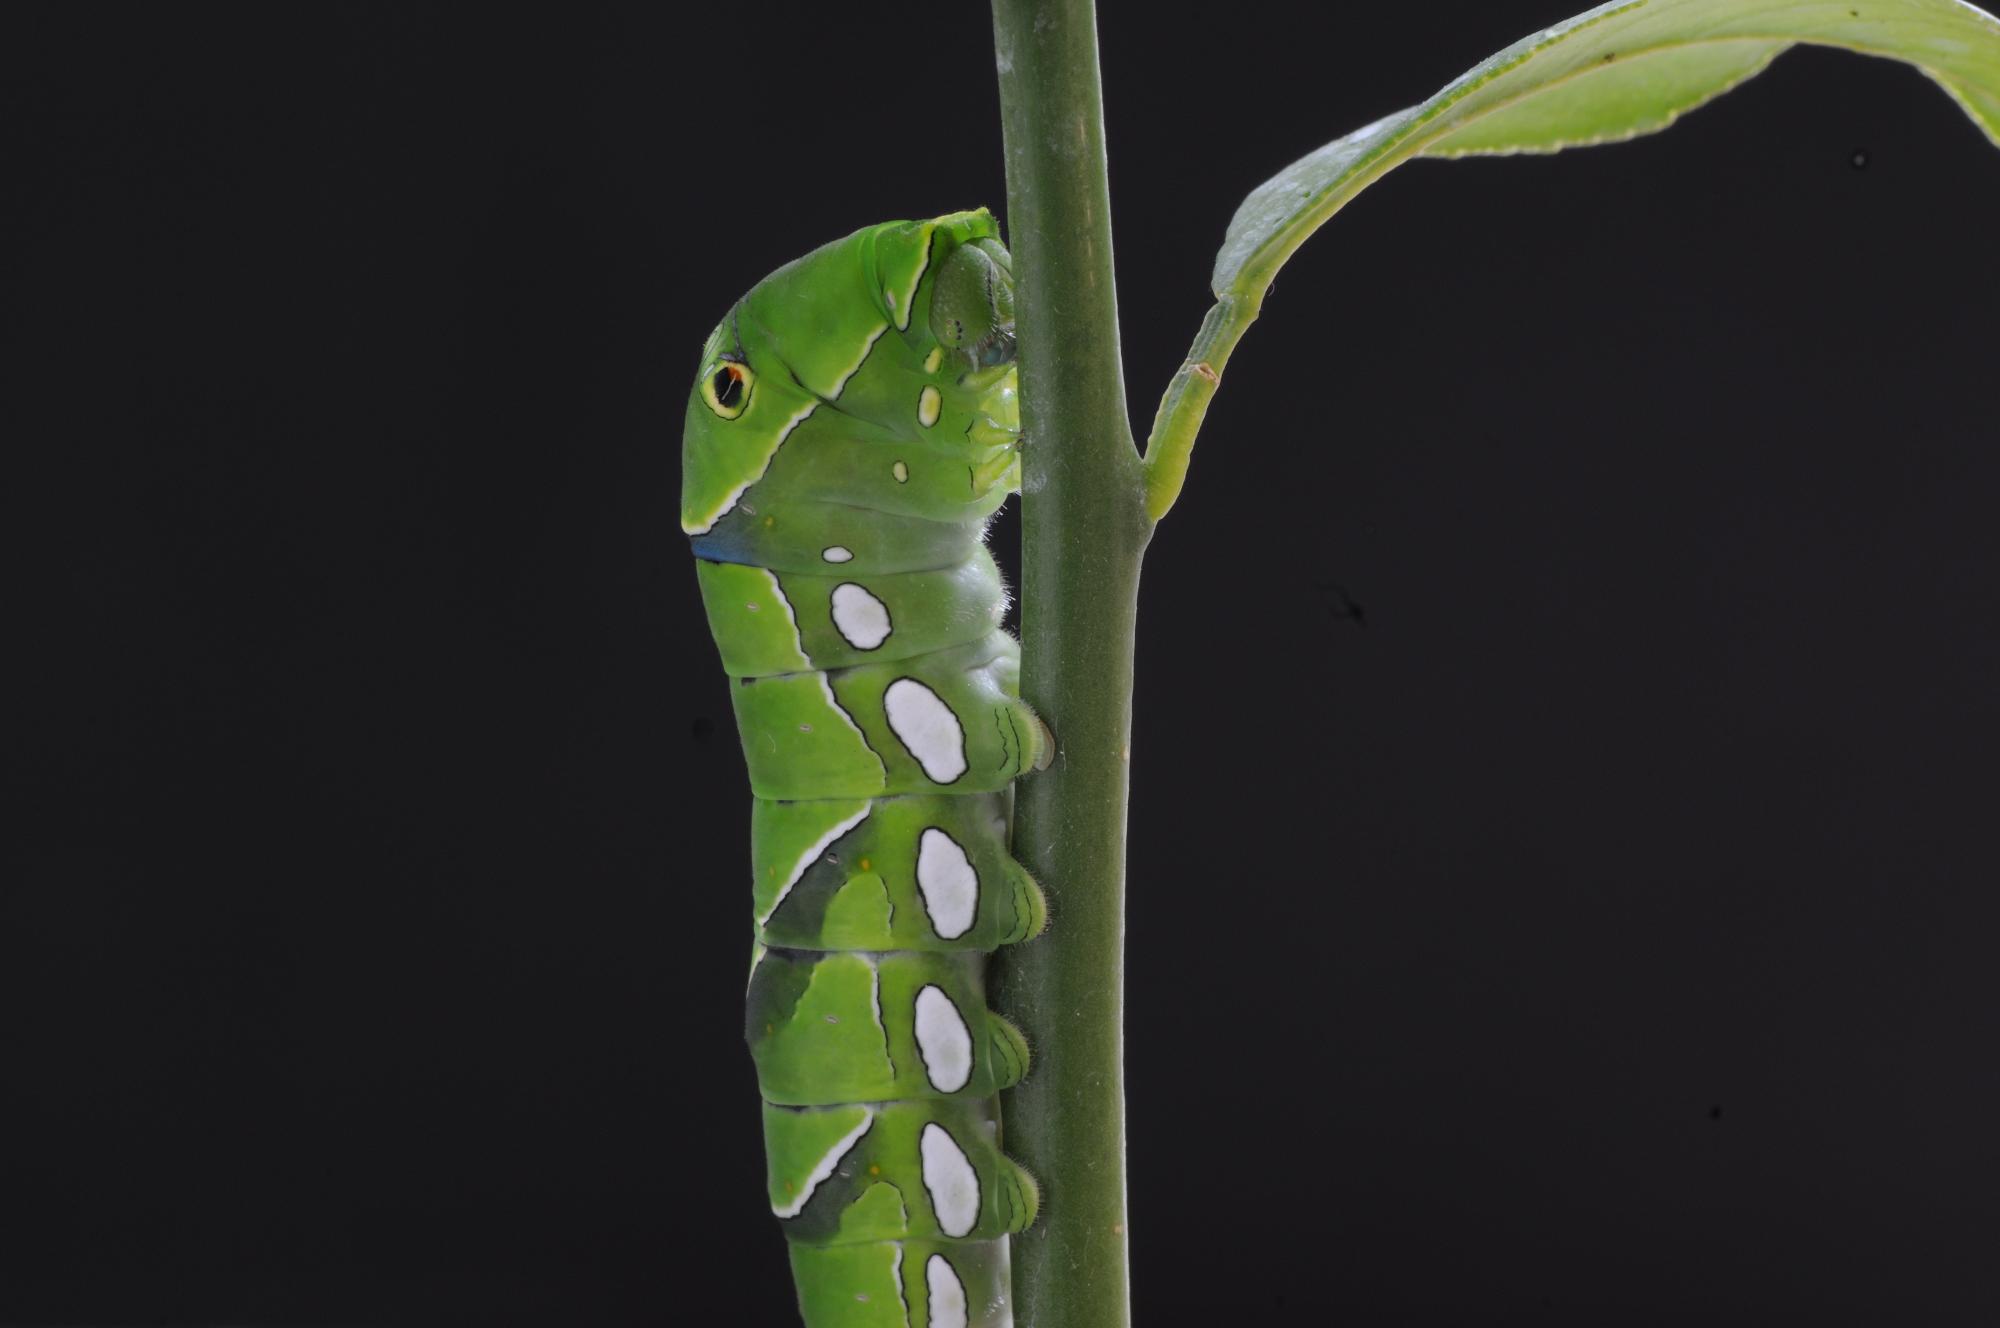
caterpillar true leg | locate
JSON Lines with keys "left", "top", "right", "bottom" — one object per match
{"left": 685, "top": 211, "right": 1046, "bottom": 1328}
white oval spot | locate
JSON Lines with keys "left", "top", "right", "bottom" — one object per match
{"left": 925, "top": 1254, "right": 968, "bottom": 1328}
{"left": 919, "top": 1122, "right": 980, "bottom": 1238}
{"left": 917, "top": 385, "right": 942, "bottom": 429}
{"left": 913, "top": 985, "right": 974, "bottom": 1093}
{"left": 830, "top": 582, "right": 892, "bottom": 651}
{"left": 892, "top": 460, "right": 909, "bottom": 483}
{"left": 821, "top": 546, "right": 854, "bottom": 564}
{"left": 915, "top": 828, "right": 978, "bottom": 940}
{"left": 883, "top": 679, "right": 967, "bottom": 783}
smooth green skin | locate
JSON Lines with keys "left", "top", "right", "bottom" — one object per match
{"left": 686, "top": 212, "right": 1042, "bottom": 1328}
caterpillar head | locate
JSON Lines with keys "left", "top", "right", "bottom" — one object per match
{"left": 682, "top": 211, "right": 1016, "bottom": 537}
{"left": 926, "top": 237, "right": 1015, "bottom": 370}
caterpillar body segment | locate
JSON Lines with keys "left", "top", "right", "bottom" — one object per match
{"left": 750, "top": 794, "right": 1046, "bottom": 953}
{"left": 685, "top": 211, "right": 1043, "bottom": 1328}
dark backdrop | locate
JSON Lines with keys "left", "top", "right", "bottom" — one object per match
{"left": 7, "top": 2, "right": 1999, "bottom": 1324}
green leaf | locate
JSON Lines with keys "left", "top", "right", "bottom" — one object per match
{"left": 1141, "top": 0, "right": 2000, "bottom": 525}
{"left": 1425, "top": 39, "right": 1789, "bottom": 156}
{"left": 1213, "top": 0, "right": 2000, "bottom": 298}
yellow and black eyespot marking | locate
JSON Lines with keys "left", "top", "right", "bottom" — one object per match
{"left": 702, "top": 355, "right": 754, "bottom": 420}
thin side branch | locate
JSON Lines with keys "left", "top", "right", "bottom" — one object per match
{"left": 1140, "top": 291, "right": 1259, "bottom": 522}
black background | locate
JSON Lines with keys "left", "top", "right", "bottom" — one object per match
{"left": 7, "top": 2, "right": 2000, "bottom": 1324}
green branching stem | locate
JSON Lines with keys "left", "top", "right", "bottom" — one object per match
{"left": 996, "top": 0, "right": 2000, "bottom": 1320}
{"left": 989, "top": 1, "right": 1144, "bottom": 1326}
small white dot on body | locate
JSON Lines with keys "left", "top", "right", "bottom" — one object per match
{"left": 917, "top": 385, "right": 942, "bottom": 429}
{"left": 822, "top": 546, "right": 854, "bottom": 564}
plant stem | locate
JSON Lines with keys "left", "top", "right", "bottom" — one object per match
{"left": 1141, "top": 292, "right": 1256, "bottom": 522}
{"left": 990, "top": 1, "right": 1146, "bottom": 1325}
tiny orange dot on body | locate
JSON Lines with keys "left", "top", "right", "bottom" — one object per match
{"left": 859, "top": 857, "right": 872, "bottom": 871}
{"left": 869, "top": 1165, "right": 881, "bottom": 1175}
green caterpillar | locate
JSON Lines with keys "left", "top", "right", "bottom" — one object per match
{"left": 684, "top": 210, "right": 1046, "bottom": 1328}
